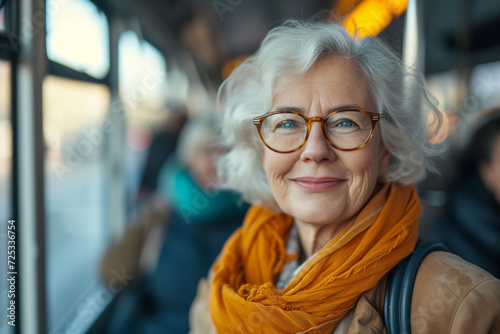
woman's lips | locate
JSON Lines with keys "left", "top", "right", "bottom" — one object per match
{"left": 292, "top": 177, "right": 344, "bottom": 192}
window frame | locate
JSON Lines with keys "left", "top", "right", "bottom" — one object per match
{"left": 0, "top": 0, "right": 19, "bottom": 332}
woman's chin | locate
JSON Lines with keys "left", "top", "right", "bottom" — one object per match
{"left": 280, "top": 184, "right": 351, "bottom": 220}
{"left": 286, "top": 202, "right": 348, "bottom": 227}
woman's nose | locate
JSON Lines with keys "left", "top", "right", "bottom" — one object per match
{"left": 300, "top": 122, "right": 337, "bottom": 163}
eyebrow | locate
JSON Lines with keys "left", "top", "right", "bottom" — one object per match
{"left": 273, "top": 106, "right": 303, "bottom": 113}
{"left": 271, "top": 104, "right": 365, "bottom": 114}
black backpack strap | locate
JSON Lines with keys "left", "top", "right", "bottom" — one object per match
{"left": 384, "top": 241, "right": 449, "bottom": 334}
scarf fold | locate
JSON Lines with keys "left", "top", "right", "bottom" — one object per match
{"left": 210, "top": 183, "right": 420, "bottom": 333}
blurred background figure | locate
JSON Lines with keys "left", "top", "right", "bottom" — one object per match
{"left": 99, "top": 114, "right": 249, "bottom": 334}
{"left": 428, "top": 106, "right": 500, "bottom": 278}
{"left": 137, "top": 102, "right": 188, "bottom": 201}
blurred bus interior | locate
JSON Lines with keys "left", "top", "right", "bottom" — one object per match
{"left": 1, "top": 0, "right": 500, "bottom": 333}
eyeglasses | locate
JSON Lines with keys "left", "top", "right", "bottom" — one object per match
{"left": 253, "top": 108, "right": 383, "bottom": 153}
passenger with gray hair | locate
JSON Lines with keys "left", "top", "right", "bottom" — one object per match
{"left": 101, "top": 115, "right": 249, "bottom": 334}
{"left": 189, "top": 18, "right": 500, "bottom": 333}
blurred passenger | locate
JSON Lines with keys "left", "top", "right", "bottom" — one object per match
{"left": 429, "top": 107, "right": 500, "bottom": 278}
{"left": 137, "top": 103, "right": 188, "bottom": 200}
{"left": 100, "top": 115, "right": 249, "bottom": 334}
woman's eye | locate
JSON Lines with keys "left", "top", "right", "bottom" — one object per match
{"left": 336, "top": 119, "right": 357, "bottom": 127}
{"left": 277, "top": 120, "right": 297, "bottom": 128}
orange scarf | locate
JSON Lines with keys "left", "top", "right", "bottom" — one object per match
{"left": 210, "top": 183, "right": 420, "bottom": 333}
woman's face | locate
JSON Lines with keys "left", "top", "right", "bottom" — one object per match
{"left": 190, "top": 145, "right": 224, "bottom": 188}
{"left": 261, "top": 57, "right": 391, "bottom": 227}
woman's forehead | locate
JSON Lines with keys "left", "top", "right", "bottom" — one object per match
{"left": 271, "top": 58, "right": 373, "bottom": 112}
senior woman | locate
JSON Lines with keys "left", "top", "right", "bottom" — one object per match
{"left": 189, "top": 19, "right": 500, "bottom": 333}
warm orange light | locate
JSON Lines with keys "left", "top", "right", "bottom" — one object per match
{"left": 339, "top": 0, "right": 408, "bottom": 38}
{"left": 334, "top": 0, "right": 364, "bottom": 18}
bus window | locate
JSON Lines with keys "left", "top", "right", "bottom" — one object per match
{"left": 46, "top": 0, "right": 110, "bottom": 79}
{"left": 119, "top": 31, "right": 168, "bottom": 113}
{"left": 44, "top": 0, "right": 111, "bottom": 331}
{"left": 43, "top": 75, "right": 111, "bottom": 331}
{"left": 118, "top": 30, "right": 169, "bottom": 208}
{"left": 0, "top": 60, "right": 12, "bottom": 334}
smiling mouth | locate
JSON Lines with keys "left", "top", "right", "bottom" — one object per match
{"left": 292, "top": 177, "right": 344, "bottom": 192}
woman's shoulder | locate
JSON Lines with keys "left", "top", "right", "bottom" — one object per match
{"left": 412, "top": 251, "right": 500, "bottom": 334}
{"left": 416, "top": 250, "right": 499, "bottom": 287}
